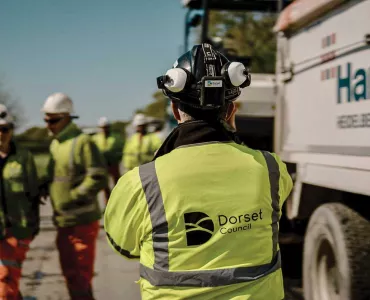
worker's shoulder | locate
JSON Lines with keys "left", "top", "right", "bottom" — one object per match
{"left": 91, "top": 132, "right": 100, "bottom": 140}
{"left": 231, "top": 144, "right": 286, "bottom": 164}
{"left": 225, "top": 142, "right": 263, "bottom": 157}
{"left": 127, "top": 133, "right": 139, "bottom": 140}
{"left": 148, "top": 132, "right": 161, "bottom": 140}
{"left": 111, "top": 131, "right": 123, "bottom": 139}
{"left": 76, "top": 132, "right": 95, "bottom": 144}
{"left": 117, "top": 166, "right": 143, "bottom": 190}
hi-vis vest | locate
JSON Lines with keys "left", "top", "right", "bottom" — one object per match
{"left": 105, "top": 142, "right": 293, "bottom": 300}
{"left": 48, "top": 122, "right": 107, "bottom": 228}
{"left": 92, "top": 131, "right": 123, "bottom": 166}
{"left": 0, "top": 144, "right": 39, "bottom": 240}
{"left": 123, "top": 133, "right": 162, "bottom": 171}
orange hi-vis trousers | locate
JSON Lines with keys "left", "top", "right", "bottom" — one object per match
{"left": 0, "top": 233, "right": 31, "bottom": 300}
{"left": 56, "top": 221, "right": 99, "bottom": 300}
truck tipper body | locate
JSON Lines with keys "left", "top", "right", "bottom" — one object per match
{"left": 275, "top": 0, "right": 370, "bottom": 299}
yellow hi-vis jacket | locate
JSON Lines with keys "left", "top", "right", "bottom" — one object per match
{"left": 123, "top": 133, "right": 162, "bottom": 171}
{"left": 92, "top": 131, "right": 123, "bottom": 166}
{"left": 105, "top": 142, "right": 292, "bottom": 300}
{"left": 46, "top": 122, "right": 107, "bottom": 227}
{"left": 0, "top": 142, "right": 39, "bottom": 239}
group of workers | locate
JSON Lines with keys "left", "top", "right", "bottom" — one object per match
{"left": 1, "top": 43, "right": 293, "bottom": 300}
{"left": 0, "top": 93, "right": 163, "bottom": 299}
{"left": 92, "top": 113, "right": 162, "bottom": 204}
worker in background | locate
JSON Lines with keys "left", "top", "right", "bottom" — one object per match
{"left": 41, "top": 93, "right": 107, "bottom": 300}
{"left": 105, "top": 43, "right": 293, "bottom": 299}
{"left": 92, "top": 116, "right": 123, "bottom": 205}
{"left": 122, "top": 113, "right": 162, "bottom": 172}
{"left": 0, "top": 105, "right": 40, "bottom": 299}
{"left": 147, "top": 119, "right": 166, "bottom": 142}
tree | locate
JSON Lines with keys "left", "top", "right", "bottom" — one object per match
{"left": 110, "top": 121, "right": 129, "bottom": 142}
{"left": 14, "top": 126, "right": 51, "bottom": 153}
{"left": 0, "top": 81, "right": 25, "bottom": 127}
{"left": 143, "top": 91, "right": 167, "bottom": 120}
{"left": 133, "top": 91, "right": 168, "bottom": 121}
{"left": 207, "top": 11, "right": 277, "bottom": 73}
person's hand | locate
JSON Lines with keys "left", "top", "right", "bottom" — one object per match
{"left": 39, "top": 195, "right": 48, "bottom": 205}
{"left": 38, "top": 183, "right": 49, "bottom": 204}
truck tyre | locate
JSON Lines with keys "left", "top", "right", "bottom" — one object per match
{"left": 303, "top": 203, "right": 370, "bottom": 300}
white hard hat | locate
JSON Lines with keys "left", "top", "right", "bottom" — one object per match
{"left": 132, "top": 113, "right": 148, "bottom": 126}
{"left": 41, "top": 92, "right": 76, "bottom": 116}
{"left": 98, "top": 116, "right": 110, "bottom": 127}
{"left": 0, "top": 104, "right": 14, "bottom": 126}
{"left": 146, "top": 116, "right": 155, "bottom": 123}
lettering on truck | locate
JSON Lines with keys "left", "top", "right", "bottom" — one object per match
{"left": 337, "top": 63, "right": 370, "bottom": 104}
{"left": 330, "top": 63, "right": 370, "bottom": 129}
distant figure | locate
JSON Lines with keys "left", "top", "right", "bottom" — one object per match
{"left": 92, "top": 117, "right": 123, "bottom": 205}
{"left": 148, "top": 118, "right": 166, "bottom": 141}
{"left": 41, "top": 93, "right": 107, "bottom": 300}
{"left": 0, "top": 105, "right": 40, "bottom": 300}
{"left": 122, "top": 113, "right": 162, "bottom": 171}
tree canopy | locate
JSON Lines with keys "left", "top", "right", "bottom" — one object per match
{"left": 208, "top": 11, "right": 277, "bottom": 73}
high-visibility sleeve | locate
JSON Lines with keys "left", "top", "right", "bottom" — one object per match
{"left": 39, "top": 153, "right": 54, "bottom": 188}
{"left": 149, "top": 133, "right": 163, "bottom": 153}
{"left": 104, "top": 168, "right": 148, "bottom": 260}
{"left": 122, "top": 136, "right": 135, "bottom": 171}
{"left": 92, "top": 132, "right": 124, "bottom": 166}
{"left": 272, "top": 153, "right": 293, "bottom": 206}
{"left": 70, "top": 139, "right": 108, "bottom": 201}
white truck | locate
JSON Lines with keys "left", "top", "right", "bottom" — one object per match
{"left": 274, "top": 0, "right": 370, "bottom": 299}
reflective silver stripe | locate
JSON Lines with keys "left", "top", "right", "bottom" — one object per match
{"left": 53, "top": 176, "right": 72, "bottom": 182}
{"left": 86, "top": 167, "right": 105, "bottom": 175}
{"left": 58, "top": 202, "right": 96, "bottom": 216}
{"left": 140, "top": 251, "right": 281, "bottom": 287}
{"left": 261, "top": 151, "right": 280, "bottom": 258}
{"left": 124, "top": 153, "right": 137, "bottom": 156}
{"left": 77, "top": 186, "right": 88, "bottom": 194}
{"left": 53, "top": 174, "right": 85, "bottom": 183}
{"left": 0, "top": 259, "right": 22, "bottom": 269}
{"left": 139, "top": 162, "right": 169, "bottom": 270}
{"left": 69, "top": 137, "right": 78, "bottom": 175}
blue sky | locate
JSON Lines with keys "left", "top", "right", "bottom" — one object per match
{"left": 0, "top": 1, "right": 191, "bottom": 130}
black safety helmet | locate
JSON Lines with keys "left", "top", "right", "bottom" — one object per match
{"left": 157, "top": 43, "right": 251, "bottom": 116}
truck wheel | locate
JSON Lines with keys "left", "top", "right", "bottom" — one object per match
{"left": 303, "top": 203, "right": 370, "bottom": 300}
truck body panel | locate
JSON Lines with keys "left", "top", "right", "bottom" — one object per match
{"left": 276, "top": 0, "right": 370, "bottom": 219}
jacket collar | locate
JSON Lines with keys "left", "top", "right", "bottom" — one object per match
{"left": 55, "top": 122, "right": 82, "bottom": 142}
{"left": 154, "top": 120, "right": 241, "bottom": 159}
